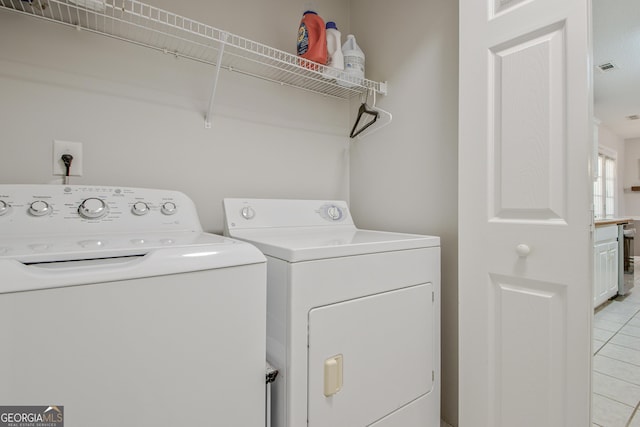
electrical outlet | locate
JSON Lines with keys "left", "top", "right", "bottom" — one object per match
{"left": 53, "top": 140, "right": 83, "bottom": 176}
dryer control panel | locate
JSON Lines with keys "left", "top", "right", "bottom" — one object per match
{"left": 223, "top": 198, "right": 355, "bottom": 232}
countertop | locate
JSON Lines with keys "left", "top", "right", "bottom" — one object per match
{"left": 595, "top": 218, "right": 634, "bottom": 227}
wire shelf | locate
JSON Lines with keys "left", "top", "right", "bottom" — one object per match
{"left": 0, "top": 0, "right": 387, "bottom": 100}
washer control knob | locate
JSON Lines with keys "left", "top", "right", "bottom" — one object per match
{"left": 0, "top": 200, "right": 9, "bottom": 216}
{"left": 161, "top": 202, "right": 177, "bottom": 216}
{"left": 132, "top": 202, "right": 150, "bottom": 216}
{"left": 29, "top": 200, "right": 52, "bottom": 217}
{"left": 241, "top": 206, "right": 255, "bottom": 220}
{"left": 326, "top": 205, "right": 343, "bottom": 221}
{"left": 78, "top": 198, "right": 108, "bottom": 219}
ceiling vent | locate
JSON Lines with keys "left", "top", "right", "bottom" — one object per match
{"left": 627, "top": 114, "right": 640, "bottom": 121}
{"left": 597, "top": 61, "right": 618, "bottom": 72}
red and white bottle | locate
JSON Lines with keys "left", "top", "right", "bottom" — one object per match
{"left": 297, "top": 10, "right": 327, "bottom": 68}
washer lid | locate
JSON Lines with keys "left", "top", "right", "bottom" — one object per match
{"left": 1, "top": 231, "right": 265, "bottom": 264}
{"left": 1, "top": 232, "right": 266, "bottom": 294}
{"left": 229, "top": 227, "right": 440, "bottom": 262}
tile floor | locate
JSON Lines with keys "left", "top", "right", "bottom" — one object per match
{"left": 593, "top": 290, "right": 640, "bottom": 426}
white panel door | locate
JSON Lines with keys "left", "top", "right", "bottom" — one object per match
{"left": 459, "top": 0, "right": 593, "bottom": 426}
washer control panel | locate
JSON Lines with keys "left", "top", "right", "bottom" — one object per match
{"left": 0, "top": 185, "right": 202, "bottom": 238}
{"left": 0, "top": 185, "right": 206, "bottom": 263}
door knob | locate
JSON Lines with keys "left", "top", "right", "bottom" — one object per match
{"left": 516, "top": 244, "right": 531, "bottom": 257}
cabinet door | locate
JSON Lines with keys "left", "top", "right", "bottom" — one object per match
{"left": 594, "top": 239, "right": 619, "bottom": 306}
{"left": 594, "top": 241, "right": 609, "bottom": 304}
{"left": 606, "top": 241, "right": 619, "bottom": 294}
{"left": 307, "top": 283, "right": 434, "bottom": 427}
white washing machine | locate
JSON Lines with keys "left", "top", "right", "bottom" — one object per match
{"left": 0, "top": 185, "right": 267, "bottom": 427}
{"left": 223, "top": 198, "right": 440, "bottom": 427}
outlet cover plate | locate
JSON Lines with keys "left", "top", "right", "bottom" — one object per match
{"left": 53, "top": 140, "right": 83, "bottom": 176}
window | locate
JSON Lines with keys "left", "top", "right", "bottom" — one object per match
{"left": 594, "top": 151, "right": 616, "bottom": 219}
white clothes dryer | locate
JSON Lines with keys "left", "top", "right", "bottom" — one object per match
{"left": 223, "top": 198, "right": 440, "bottom": 427}
{"left": 0, "top": 185, "right": 267, "bottom": 427}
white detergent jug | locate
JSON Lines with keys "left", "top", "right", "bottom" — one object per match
{"left": 325, "top": 22, "right": 344, "bottom": 70}
{"left": 339, "top": 34, "right": 365, "bottom": 87}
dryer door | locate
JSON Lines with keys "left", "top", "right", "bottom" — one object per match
{"left": 307, "top": 283, "right": 434, "bottom": 427}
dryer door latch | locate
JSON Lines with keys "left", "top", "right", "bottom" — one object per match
{"left": 323, "top": 354, "right": 343, "bottom": 397}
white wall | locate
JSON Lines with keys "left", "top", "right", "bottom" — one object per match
{"left": 348, "top": 0, "right": 459, "bottom": 425}
{"left": 0, "top": 0, "right": 351, "bottom": 233}
{"left": 598, "top": 124, "right": 626, "bottom": 215}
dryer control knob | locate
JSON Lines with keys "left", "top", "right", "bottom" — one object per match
{"left": 161, "top": 202, "right": 177, "bottom": 216}
{"left": 241, "top": 206, "right": 255, "bottom": 220}
{"left": 0, "top": 200, "right": 9, "bottom": 216}
{"left": 326, "top": 205, "right": 343, "bottom": 221}
{"left": 29, "top": 200, "right": 52, "bottom": 217}
{"left": 132, "top": 202, "right": 150, "bottom": 216}
{"left": 78, "top": 198, "right": 108, "bottom": 219}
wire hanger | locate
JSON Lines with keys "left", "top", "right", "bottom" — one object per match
{"left": 349, "top": 89, "right": 392, "bottom": 139}
{"left": 350, "top": 90, "right": 379, "bottom": 138}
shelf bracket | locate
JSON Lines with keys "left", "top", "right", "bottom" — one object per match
{"left": 378, "top": 81, "right": 388, "bottom": 96}
{"left": 204, "top": 32, "right": 228, "bottom": 129}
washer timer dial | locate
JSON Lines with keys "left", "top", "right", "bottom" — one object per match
{"left": 78, "top": 198, "right": 109, "bottom": 219}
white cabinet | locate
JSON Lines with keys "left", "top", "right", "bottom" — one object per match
{"left": 594, "top": 225, "right": 619, "bottom": 307}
